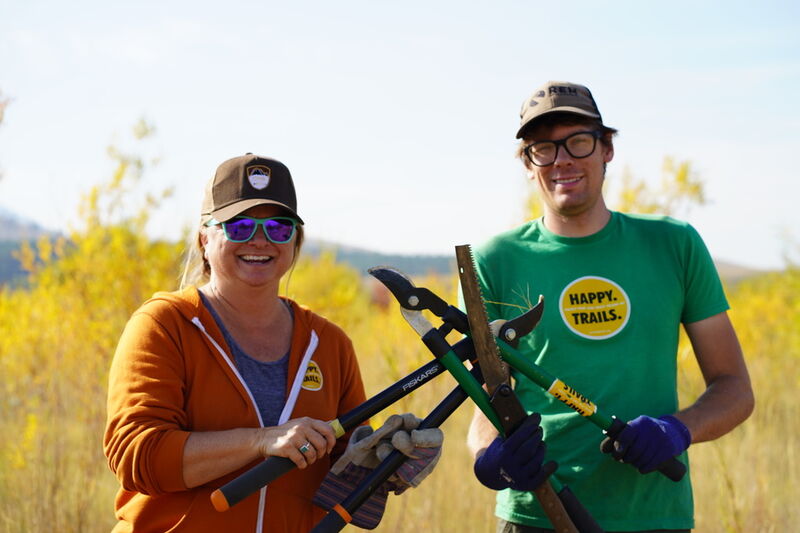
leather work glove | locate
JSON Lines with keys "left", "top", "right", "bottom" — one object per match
{"left": 600, "top": 414, "right": 692, "bottom": 474}
{"left": 473, "top": 413, "right": 557, "bottom": 491}
{"left": 375, "top": 415, "right": 444, "bottom": 493}
{"left": 312, "top": 414, "right": 444, "bottom": 529}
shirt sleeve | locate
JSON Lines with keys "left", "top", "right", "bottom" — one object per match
{"left": 681, "top": 224, "right": 729, "bottom": 324}
{"left": 103, "top": 306, "right": 191, "bottom": 495}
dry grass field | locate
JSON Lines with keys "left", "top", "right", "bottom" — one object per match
{"left": 2, "top": 245, "right": 794, "bottom": 532}
{"left": 0, "top": 161, "right": 796, "bottom": 531}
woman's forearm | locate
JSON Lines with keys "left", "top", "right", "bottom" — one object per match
{"left": 182, "top": 428, "right": 261, "bottom": 488}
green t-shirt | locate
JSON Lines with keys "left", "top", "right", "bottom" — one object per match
{"left": 473, "top": 212, "right": 728, "bottom": 531}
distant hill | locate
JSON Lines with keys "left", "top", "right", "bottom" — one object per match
{"left": 0, "top": 240, "right": 27, "bottom": 285}
{"left": 0, "top": 209, "right": 768, "bottom": 287}
{"left": 0, "top": 208, "right": 61, "bottom": 286}
{"left": 0, "top": 209, "right": 455, "bottom": 285}
{"left": 714, "top": 259, "right": 764, "bottom": 284}
{"left": 303, "top": 240, "right": 455, "bottom": 277}
{"left": 0, "top": 207, "right": 55, "bottom": 241}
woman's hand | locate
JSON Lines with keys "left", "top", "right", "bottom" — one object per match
{"left": 255, "top": 417, "right": 337, "bottom": 469}
{"left": 182, "top": 418, "right": 336, "bottom": 488}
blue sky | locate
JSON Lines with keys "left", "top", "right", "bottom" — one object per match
{"left": 1, "top": 1, "right": 798, "bottom": 269}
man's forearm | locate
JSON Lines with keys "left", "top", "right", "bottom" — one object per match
{"left": 467, "top": 406, "right": 499, "bottom": 458}
{"left": 681, "top": 312, "right": 755, "bottom": 444}
{"left": 676, "top": 373, "right": 754, "bottom": 444}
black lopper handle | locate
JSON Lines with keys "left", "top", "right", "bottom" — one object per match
{"left": 210, "top": 357, "right": 458, "bottom": 512}
{"left": 657, "top": 455, "right": 687, "bottom": 482}
{"left": 311, "top": 449, "right": 409, "bottom": 533}
{"left": 310, "top": 366, "right": 481, "bottom": 533}
{"left": 556, "top": 485, "right": 605, "bottom": 533}
{"left": 210, "top": 456, "right": 295, "bottom": 511}
{"left": 603, "top": 418, "right": 686, "bottom": 482}
{"left": 312, "top": 510, "right": 348, "bottom": 533}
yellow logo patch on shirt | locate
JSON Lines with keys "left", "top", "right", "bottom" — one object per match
{"left": 559, "top": 276, "right": 630, "bottom": 340}
{"left": 301, "top": 360, "right": 323, "bottom": 391}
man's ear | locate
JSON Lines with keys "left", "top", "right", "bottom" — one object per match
{"left": 603, "top": 141, "right": 614, "bottom": 164}
{"left": 524, "top": 163, "right": 538, "bottom": 181}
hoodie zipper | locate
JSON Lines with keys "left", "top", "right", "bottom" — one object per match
{"left": 190, "top": 316, "right": 319, "bottom": 533}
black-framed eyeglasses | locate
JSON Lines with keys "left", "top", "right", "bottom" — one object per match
{"left": 523, "top": 131, "right": 602, "bottom": 167}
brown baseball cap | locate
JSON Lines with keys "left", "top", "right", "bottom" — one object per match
{"left": 516, "top": 81, "right": 602, "bottom": 138}
{"left": 201, "top": 153, "right": 303, "bottom": 224}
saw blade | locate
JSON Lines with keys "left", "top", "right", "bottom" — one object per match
{"left": 455, "top": 244, "right": 509, "bottom": 394}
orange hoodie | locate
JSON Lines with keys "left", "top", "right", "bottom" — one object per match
{"left": 104, "top": 287, "right": 367, "bottom": 532}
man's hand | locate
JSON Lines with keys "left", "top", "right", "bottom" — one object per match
{"left": 601, "top": 415, "right": 692, "bottom": 473}
{"left": 473, "top": 413, "right": 556, "bottom": 491}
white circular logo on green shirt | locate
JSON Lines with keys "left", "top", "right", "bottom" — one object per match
{"left": 559, "top": 276, "right": 630, "bottom": 339}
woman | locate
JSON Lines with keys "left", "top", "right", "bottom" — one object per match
{"left": 104, "top": 154, "right": 368, "bottom": 532}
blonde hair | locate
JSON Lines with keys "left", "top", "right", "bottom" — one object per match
{"left": 179, "top": 220, "right": 305, "bottom": 292}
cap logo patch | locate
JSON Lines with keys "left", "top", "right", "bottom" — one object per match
{"left": 247, "top": 165, "right": 271, "bottom": 190}
{"left": 528, "top": 90, "right": 546, "bottom": 108}
{"left": 301, "top": 360, "right": 323, "bottom": 391}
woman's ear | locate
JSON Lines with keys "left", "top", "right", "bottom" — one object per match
{"left": 198, "top": 230, "right": 208, "bottom": 254}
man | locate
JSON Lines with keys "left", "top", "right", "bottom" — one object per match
{"left": 467, "top": 81, "right": 754, "bottom": 532}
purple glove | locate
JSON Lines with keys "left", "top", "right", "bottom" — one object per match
{"left": 602, "top": 415, "right": 692, "bottom": 474}
{"left": 473, "top": 413, "right": 557, "bottom": 491}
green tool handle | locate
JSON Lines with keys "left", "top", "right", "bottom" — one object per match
{"left": 496, "top": 337, "right": 613, "bottom": 428}
{"left": 423, "top": 329, "right": 567, "bottom": 493}
{"left": 496, "top": 337, "right": 686, "bottom": 482}
{"left": 425, "top": 331, "right": 595, "bottom": 529}
{"left": 421, "top": 329, "right": 502, "bottom": 431}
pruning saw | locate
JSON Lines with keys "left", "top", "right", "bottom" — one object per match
{"left": 457, "top": 244, "right": 592, "bottom": 533}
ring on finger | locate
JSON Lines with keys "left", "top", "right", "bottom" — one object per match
{"left": 299, "top": 441, "right": 312, "bottom": 454}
